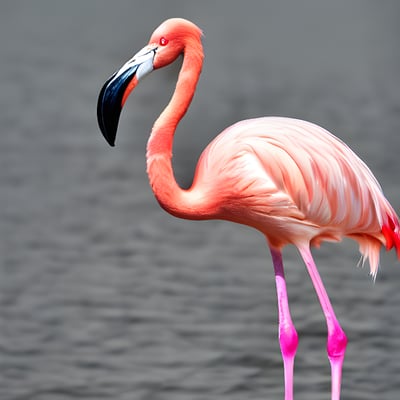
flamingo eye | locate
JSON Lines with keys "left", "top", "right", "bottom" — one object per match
{"left": 159, "top": 37, "right": 169, "bottom": 46}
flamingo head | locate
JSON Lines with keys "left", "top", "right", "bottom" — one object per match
{"left": 97, "top": 18, "right": 203, "bottom": 146}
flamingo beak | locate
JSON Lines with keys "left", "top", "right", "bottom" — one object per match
{"left": 97, "top": 45, "right": 157, "bottom": 146}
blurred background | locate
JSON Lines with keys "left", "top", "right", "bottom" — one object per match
{"left": 1, "top": 1, "right": 400, "bottom": 399}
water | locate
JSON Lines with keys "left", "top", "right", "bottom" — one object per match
{"left": 1, "top": 1, "right": 400, "bottom": 399}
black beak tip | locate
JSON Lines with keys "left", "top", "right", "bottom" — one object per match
{"left": 97, "top": 110, "right": 118, "bottom": 147}
{"left": 98, "top": 118, "right": 117, "bottom": 147}
{"left": 97, "top": 60, "right": 139, "bottom": 147}
{"left": 97, "top": 80, "right": 120, "bottom": 147}
{"left": 103, "top": 135, "right": 116, "bottom": 147}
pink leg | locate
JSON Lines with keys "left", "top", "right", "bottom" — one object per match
{"left": 298, "top": 245, "right": 347, "bottom": 400}
{"left": 270, "top": 247, "right": 298, "bottom": 400}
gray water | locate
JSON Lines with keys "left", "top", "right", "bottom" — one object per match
{"left": 1, "top": 1, "right": 400, "bottom": 399}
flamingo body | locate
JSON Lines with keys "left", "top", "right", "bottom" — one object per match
{"left": 190, "top": 116, "right": 398, "bottom": 269}
{"left": 97, "top": 18, "right": 400, "bottom": 400}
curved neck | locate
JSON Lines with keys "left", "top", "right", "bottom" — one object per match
{"left": 146, "top": 41, "right": 207, "bottom": 219}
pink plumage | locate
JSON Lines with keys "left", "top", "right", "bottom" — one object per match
{"left": 193, "top": 116, "right": 400, "bottom": 276}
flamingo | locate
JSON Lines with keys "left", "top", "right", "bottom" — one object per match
{"left": 97, "top": 18, "right": 400, "bottom": 400}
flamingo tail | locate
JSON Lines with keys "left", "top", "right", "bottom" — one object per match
{"left": 382, "top": 215, "right": 400, "bottom": 258}
{"left": 352, "top": 214, "right": 400, "bottom": 279}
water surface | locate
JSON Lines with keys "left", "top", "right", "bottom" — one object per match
{"left": 1, "top": 1, "right": 400, "bottom": 399}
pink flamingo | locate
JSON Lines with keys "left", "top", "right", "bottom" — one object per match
{"left": 97, "top": 18, "right": 400, "bottom": 400}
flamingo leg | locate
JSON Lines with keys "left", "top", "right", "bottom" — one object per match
{"left": 298, "top": 245, "right": 347, "bottom": 400}
{"left": 270, "top": 247, "right": 298, "bottom": 400}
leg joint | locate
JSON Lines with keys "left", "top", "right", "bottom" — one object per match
{"left": 327, "top": 327, "right": 347, "bottom": 360}
{"left": 279, "top": 323, "right": 299, "bottom": 358}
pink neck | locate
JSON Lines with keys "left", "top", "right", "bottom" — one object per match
{"left": 146, "top": 42, "right": 207, "bottom": 219}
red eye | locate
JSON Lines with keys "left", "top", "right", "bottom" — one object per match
{"left": 159, "top": 37, "right": 169, "bottom": 46}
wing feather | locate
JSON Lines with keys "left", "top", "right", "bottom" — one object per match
{"left": 193, "top": 116, "right": 399, "bottom": 271}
